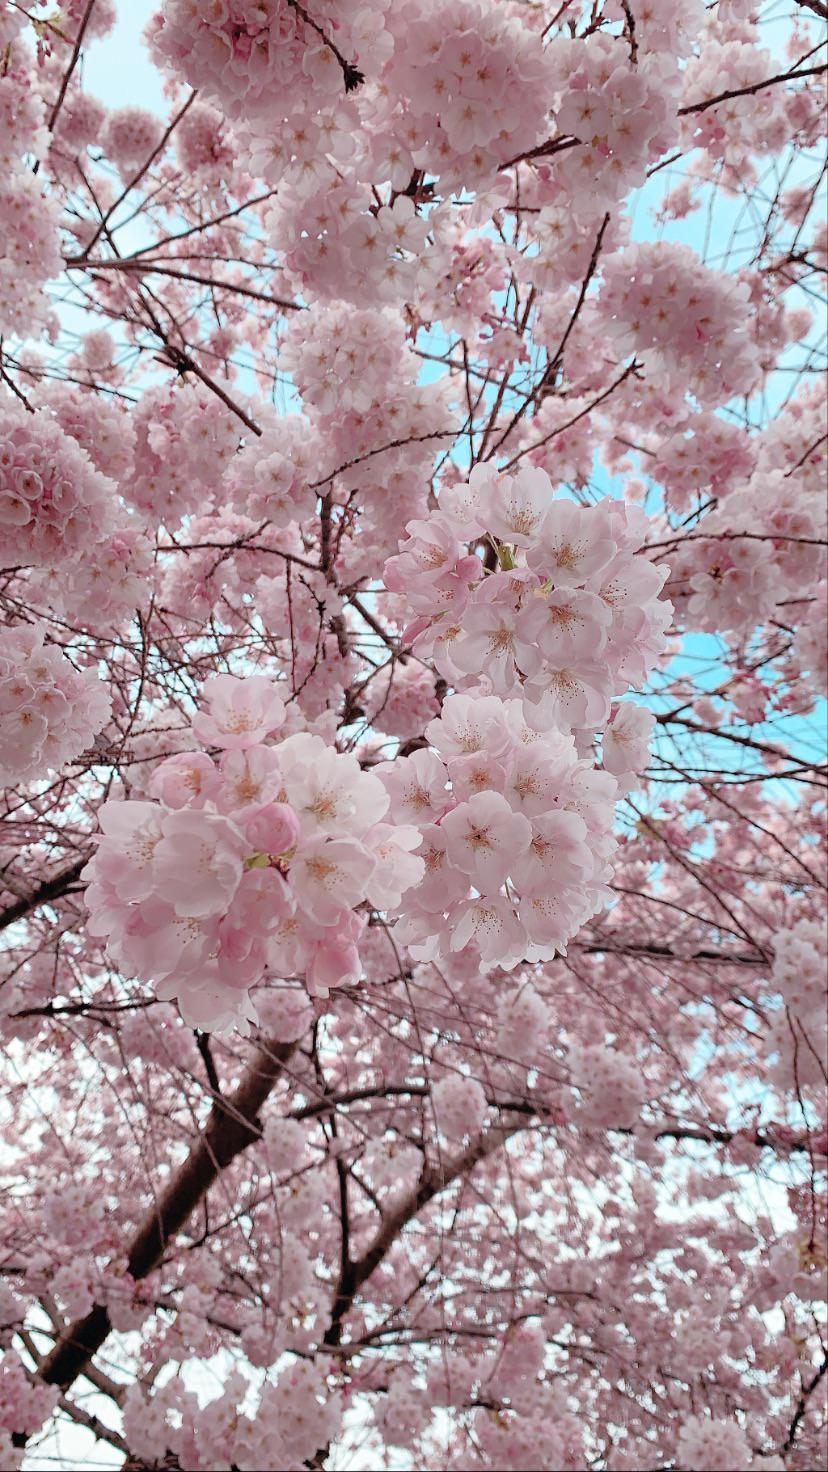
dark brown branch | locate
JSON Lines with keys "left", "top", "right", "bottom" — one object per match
{"left": 680, "top": 63, "right": 828, "bottom": 119}
{"left": 285, "top": 0, "right": 364, "bottom": 91}
{"left": 781, "top": 1353, "right": 828, "bottom": 1454}
{"left": 0, "top": 856, "right": 89, "bottom": 933}
{"left": 31, "top": 1036, "right": 295, "bottom": 1399}
{"left": 46, "top": 0, "right": 98, "bottom": 134}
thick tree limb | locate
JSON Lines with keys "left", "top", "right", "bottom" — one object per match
{"left": 31, "top": 1035, "right": 295, "bottom": 1399}
{"left": 0, "top": 856, "right": 90, "bottom": 932}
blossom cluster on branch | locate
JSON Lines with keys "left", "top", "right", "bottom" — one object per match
{"left": 0, "top": 0, "right": 825, "bottom": 1468}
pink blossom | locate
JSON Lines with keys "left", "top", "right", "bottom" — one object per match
{"left": 192, "top": 674, "right": 286, "bottom": 750}
{"left": 152, "top": 810, "right": 249, "bottom": 918}
{"left": 149, "top": 753, "right": 221, "bottom": 810}
{"left": 602, "top": 702, "right": 656, "bottom": 788}
{"left": 242, "top": 802, "right": 300, "bottom": 857}
{"left": 441, "top": 791, "right": 532, "bottom": 891}
{"left": 289, "top": 837, "right": 377, "bottom": 926}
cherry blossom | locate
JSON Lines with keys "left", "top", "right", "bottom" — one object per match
{"left": 0, "top": 623, "right": 110, "bottom": 785}
{"left": 0, "top": 3, "right": 825, "bottom": 1467}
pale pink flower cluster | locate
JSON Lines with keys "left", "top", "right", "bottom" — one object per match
{"left": 792, "top": 583, "right": 828, "bottom": 698}
{"left": 431, "top": 1074, "right": 487, "bottom": 1141}
{"left": 280, "top": 302, "right": 455, "bottom": 559}
{"left": 765, "top": 921, "right": 827, "bottom": 1093}
{"left": 83, "top": 674, "right": 424, "bottom": 1030}
{"left": 384, "top": 693, "right": 617, "bottom": 968}
{"left": 673, "top": 467, "right": 827, "bottom": 637}
{"left": 52, "top": 1259, "right": 96, "bottom": 1320}
{"left": 367, "top": 661, "right": 441, "bottom": 741}
{"left": 174, "top": 101, "right": 237, "bottom": 183}
{"left": 158, "top": 510, "right": 269, "bottom": 628}
{"left": 363, "top": 1138, "right": 421, "bottom": 1194}
{"left": 566, "top": 1041, "right": 646, "bottom": 1130}
{"left": 230, "top": 411, "right": 319, "bottom": 528}
{"left": 0, "top": 623, "right": 111, "bottom": 787}
{"left": 267, "top": 181, "right": 429, "bottom": 306}
{"left": 232, "top": 1362, "right": 341, "bottom": 1470}
{"left": 30, "top": 526, "right": 154, "bottom": 635}
{"left": 42, "top": 1183, "right": 104, "bottom": 1248}
{"left": 675, "top": 1414, "right": 754, "bottom": 1471}
{"left": 36, "top": 382, "right": 136, "bottom": 482}
{"left": 154, "top": 0, "right": 388, "bottom": 133}
{"left": 381, "top": 0, "right": 554, "bottom": 187}
{"left": 52, "top": 88, "right": 108, "bottom": 154}
{"left": 682, "top": 40, "right": 788, "bottom": 166}
{"left": 546, "top": 35, "right": 680, "bottom": 200}
{"left": 1, "top": 168, "right": 62, "bottom": 344}
{"left": 0, "top": 1351, "right": 58, "bottom": 1442}
{"left": 598, "top": 241, "right": 761, "bottom": 407}
{"left": 0, "top": 58, "right": 48, "bottom": 170}
{"left": 526, "top": 205, "right": 628, "bottom": 297}
{"left": 281, "top": 304, "right": 411, "bottom": 418}
{"left": 0, "top": 396, "right": 118, "bottom": 567}
{"left": 416, "top": 224, "right": 511, "bottom": 342}
{"left": 496, "top": 982, "right": 551, "bottom": 1066}
{"left": 605, "top": 0, "right": 704, "bottom": 57}
{"left": 652, "top": 413, "right": 754, "bottom": 508}
{"left": 125, "top": 1360, "right": 341, "bottom": 1472}
{"left": 262, "top": 1115, "right": 307, "bottom": 1177}
{"left": 0, "top": 12, "right": 61, "bottom": 338}
{"left": 386, "top": 465, "right": 670, "bottom": 732}
{"left": 103, "top": 105, "right": 164, "bottom": 174}
{"left": 54, "top": 0, "right": 116, "bottom": 43}
{"left": 124, "top": 381, "right": 242, "bottom": 524}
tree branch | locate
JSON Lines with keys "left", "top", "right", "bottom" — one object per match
{"left": 30, "top": 1035, "right": 295, "bottom": 1401}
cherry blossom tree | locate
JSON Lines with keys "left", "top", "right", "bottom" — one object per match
{"left": 0, "top": 1, "right": 826, "bottom": 1468}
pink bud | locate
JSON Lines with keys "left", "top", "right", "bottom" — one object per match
{"left": 243, "top": 801, "right": 300, "bottom": 856}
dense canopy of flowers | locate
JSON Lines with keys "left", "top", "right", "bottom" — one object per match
{"left": 0, "top": 2, "right": 825, "bottom": 1470}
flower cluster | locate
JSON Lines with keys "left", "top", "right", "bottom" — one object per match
{"left": 36, "top": 382, "right": 135, "bottom": 482}
{"left": 103, "top": 105, "right": 164, "bottom": 174}
{"left": 230, "top": 411, "right": 319, "bottom": 528}
{"left": 431, "top": 1073, "right": 487, "bottom": 1141}
{"left": 153, "top": 0, "right": 385, "bottom": 137}
{"left": 386, "top": 465, "right": 670, "bottom": 732}
{"left": 174, "top": 101, "right": 237, "bottom": 184}
{"left": 671, "top": 464, "right": 827, "bottom": 637}
{"left": 605, "top": 0, "right": 704, "bottom": 57}
{"left": 765, "top": 920, "right": 827, "bottom": 1092}
{"left": 566, "top": 1040, "right": 646, "bottom": 1130}
{"left": 675, "top": 1414, "right": 755, "bottom": 1471}
{"left": 366, "top": 661, "right": 442, "bottom": 742}
{"left": 598, "top": 241, "right": 761, "bottom": 407}
{"left": 124, "top": 381, "right": 242, "bottom": 524}
{"left": 0, "top": 395, "right": 118, "bottom": 567}
{"left": 0, "top": 1352, "right": 58, "bottom": 1446}
{"left": 0, "top": 11, "right": 62, "bottom": 338}
{"left": 547, "top": 35, "right": 680, "bottom": 200}
{"left": 384, "top": 692, "right": 617, "bottom": 968}
{"left": 381, "top": 0, "right": 554, "bottom": 188}
{"left": 266, "top": 182, "right": 430, "bottom": 306}
{"left": 652, "top": 412, "right": 754, "bottom": 509}
{"left": 124, "top": 1360, "right": 341, "bottom": 1472}
{"left": 793, "top": 582, "right": 827, "bottom": 698}
{"left": 602, "top": 702, "right": 657, "bottom": 792}
{"left": 280, "top": 301, "right": 455, "bottom": 561}
{"left": 682, "top": 40, "right": 788, "bottom": 168}
{"left": 83, "top": 674, "right": 424, "bottom": 1029}
{"left": 0, "top": 623, "right": 111, "bottom": 787}
{"left": 30, "top": 525, "right": 154, "bottom": 635}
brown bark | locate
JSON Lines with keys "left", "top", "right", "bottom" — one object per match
{"left": 35, "top": 1035, "right": 295, "bottom": 1396}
